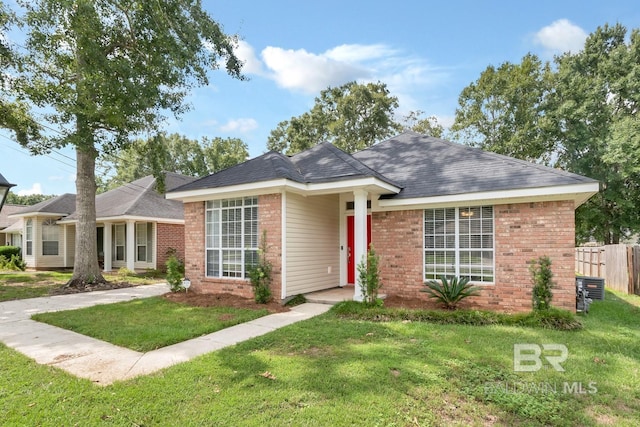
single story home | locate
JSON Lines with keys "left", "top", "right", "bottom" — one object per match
{"left": 8, "top": 172, "right": 195, "bottom": 272}
{"left": 166, "top": 132, "right": 599, "bottom": 312}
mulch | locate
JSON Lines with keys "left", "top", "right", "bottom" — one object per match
{"left": 47, "top": 280, "right": 432, "bottom": 312}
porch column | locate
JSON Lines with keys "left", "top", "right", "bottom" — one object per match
{"left": 353, "top": 189, "right": 368, "bottom": 302}
{"left": 126, "top": 220, "right": 135, "bottom": 271}
{"left": 103, "top": 222, "right": 112, "bottom": 272}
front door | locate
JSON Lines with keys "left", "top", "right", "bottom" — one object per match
{"left": 347, "top": 215, "right": 371, "bottom": 284}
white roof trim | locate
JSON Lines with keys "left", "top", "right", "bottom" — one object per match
{"left": 57, "top": 215, "right": 184, "bottom": 225}
{"left": 166, "top": 177, "right": 401, "bottom": 202}
{"left": 8, "top": 212, "right": 69, "bottom": 219}
{"left": 376, "top": 182, "right": 600, "bottom": 211}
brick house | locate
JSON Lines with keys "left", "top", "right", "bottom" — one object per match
{"left": 8, "top": 172, "right": 194, "bottom": 272}
{"left": 167, "top": 132, "right": 599, "bottom": 312}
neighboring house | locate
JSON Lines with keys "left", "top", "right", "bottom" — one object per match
{"left": 8, "top": 173, "right": 194, "bottom": 271}
{"left": 167, "top": 132, "right": 600, "bottom": 313}
{"left": 0, "top": 204, "right": 28, "bottom": 248}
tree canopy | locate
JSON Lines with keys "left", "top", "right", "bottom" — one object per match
{"left": 99, "top": 133, "right": 248, "bottom": 192}
{"left": 267, "top": 81, "right": 401, "bottom": 154}
{"left": 451, "top": 24, "right": 640, "bottom": 244}
{"left": 4, "top": 0, "right": 244, "bottom": 286}
{"left": 450, "top": 53, "right": 554, "bottom": 164}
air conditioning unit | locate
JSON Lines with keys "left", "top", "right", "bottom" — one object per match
{"left": 576, "top": 276, "right": 605, "bottom": 301}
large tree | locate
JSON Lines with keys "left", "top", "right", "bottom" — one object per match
{"left": 547, "top": 24, "right": 640, "bottom": 244}
{"left": 9, "top": 0, "right": 243, "bottom": 287}
{"left": 399, "top": 110, "right": 444, "bottom": 138}
{"left": 99, "top": 133, "right": 248, "bottom": 192}
{"left": 450, "top": 53, "right": 554, "bottom": 164}
{"left": 267, "top": 81, "right": 401, "bottom": 154}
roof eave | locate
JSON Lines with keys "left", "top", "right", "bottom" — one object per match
{"left": 166, "top": 177, "right": 401, "bottom": 202}
{"left": 376, "top": 182, "right": 600, "bottom": 211}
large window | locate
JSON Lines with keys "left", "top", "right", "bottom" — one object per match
{"left": 424, "top": 206, "right": 494, "bottom": 283}
{"left": 42, "top": 218, "right": 59, "bottom": 256}
{"left": 205, "top": 197, "right": 258, "bottom": 278}
{"left": 25, "top": 219, "right": 33, "bottom": 256}
{"left": 136, "top": 223, "right": 153, "bottom": 262}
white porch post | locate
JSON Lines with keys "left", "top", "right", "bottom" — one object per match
{"left": 103, "top": 222, "right": 112, "bottom": 272}
{"left": 126, "top": 220, "right": 135, "bottom": 271}
{"left": 353, "top": 189, "right": 368, "bottom": 302}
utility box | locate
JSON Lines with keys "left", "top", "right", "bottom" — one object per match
{"left": 576, "top": 276, "right": 605, "bottom": 301}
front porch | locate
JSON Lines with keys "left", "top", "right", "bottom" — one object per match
{"left": 303, "top": 285, "right": 386, "bottom": 305}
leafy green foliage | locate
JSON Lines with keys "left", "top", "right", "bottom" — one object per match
{"left": 98, "top": 133, "right": 248, "bottom": 192}
{"left": 165, "top": 252, "right": 185, "bottom": 293}
{"left": 267, "top": 81, "right": 400, "bottom": 154}
{"left": 0, "top": 254, "right": 26, "bottom": 271}
{"left": 529, "top": 256, "right": 554, "bottom": 311}
{"left": 399, "top": 110, "right": 445, "bottom": 137}
{"left": 248, "top": 232, "right": 272, "bottom": 304}
{"left": 0, "top": 246, "right": 20, "bottom": 259}
{"left": 451, "top": 53, "right": 554, "bottom": 164}
{"left": 5, "top": 193, "right": 55, "bottom": 206}
{"left": 356, "top": 244, "right": 383, "bottom": 306}
{"left": 422, "top": 275, "right": 482, "bottom": 310}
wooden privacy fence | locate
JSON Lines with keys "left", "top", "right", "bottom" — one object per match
{"left": 575, "top": 244, "right": 640, "bottom": 295}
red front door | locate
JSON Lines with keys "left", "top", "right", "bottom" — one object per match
{"left": 347, "top": 215, "right": 372, "bottom": 284}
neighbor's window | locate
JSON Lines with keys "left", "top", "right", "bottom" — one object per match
{"left": 424, "top": 206, "right": 494, "bottom": 283}
{"left": 205, "top": 197, "right": 258, "bottom": 278}
{"left": 25, "top": 219, "right": 33, "bottom": 256}
{"left": 42, "top": 218, "right": 59, "bottom": 256}
{"left": 113, "top": 224, "right": 126, "bottom": 261}
{"left": 136, "top": 222, "right": 153, "bottom": 262}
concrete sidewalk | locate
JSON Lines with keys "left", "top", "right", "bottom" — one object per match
{"left": 0, "top": 283, "right": 330, "bottom": 385}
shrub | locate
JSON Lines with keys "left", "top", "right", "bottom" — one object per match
{"left": 117, "top": 267, "right": 136, "bottom": 280}
{"left": 0, "top": 254, "right": 26, "bottom": 271}
{"left": 165, "top": 254, "right": 185, "bottom": 292}
{"left": 0, "top": 246, "right": 21, "bottom": 259}
{"left": 249, "top": 231, "right": 272, "bottom": 304}
{"left": 422, "top": 275, "right": 481, "bottom": 310}
{"left": 530, "top": 256, "right": 554, "bottom": 311}
{"left": 356, "top": 244, "right": 383, "bottom": 306}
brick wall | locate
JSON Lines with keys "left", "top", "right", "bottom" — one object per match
{"left": 372, "top": 201, "right": 576, "bottom": 313}
{"left": 156, "top": 223, "right": 185, "bottom": 271}
{"left": 183, "top": 194, "right": 283, "bottom": 300}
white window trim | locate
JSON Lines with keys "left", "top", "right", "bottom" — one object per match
{"left": 41, "top": 218, "right": 59, "bottom": 256}
{"left": 113, "top": 224, "right": 126, "bottom": 262}
{"left": 25, "top": 219, "right": 33, "bottom": 256}
{"left": 423, "top": 206, "right": 495, "bottom": 285}
{"left": 205, "top": 197, "right": 259, "bottom": 280}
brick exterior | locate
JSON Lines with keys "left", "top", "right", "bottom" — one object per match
{"left": 371, "top": 201, "right": 576, "bottom": 313}
{"left": 184, "top": 195, "right": 576, "bottom": 312}
{"left": 183, "top": 194, "right": 283, "bottom": 300}
{"left": 156, "top": 223, "right": 185, "bottom": 271}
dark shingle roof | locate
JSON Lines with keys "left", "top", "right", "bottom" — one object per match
{"left": 171, "top": 143, "right": 400, "bottom": 193}
{"left": 0, "top": 204, "right": 27, "bottom": 229}
{"left": 64, "top": 173, "right": 195, "bottom": 221}
{"left": 11, "top": 194, "right": 76, "bottom": 216}
{"left": 353, "top": 132, "right": 597, "bottom": 199}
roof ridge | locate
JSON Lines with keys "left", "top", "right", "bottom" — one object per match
{"left": 320, "top": 142, "right": 402, "bottom": 187}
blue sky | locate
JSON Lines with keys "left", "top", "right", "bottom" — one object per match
{"left": 1, "top": 0, "right": 639, "bottom": 196}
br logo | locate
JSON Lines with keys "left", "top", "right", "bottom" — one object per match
{"left": 513, "top": 344, "right": 568, "bottom": 372}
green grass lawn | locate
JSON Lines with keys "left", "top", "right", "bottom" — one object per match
{"left": 2, "top": 291, "right": 640, "bottom": 426}
{"left": 32, "top": 296, "right": 270, "bottom": 351}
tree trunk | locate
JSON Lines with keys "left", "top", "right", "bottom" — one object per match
{"left": 67, "top": 145, "right": 105, "bottom": 287}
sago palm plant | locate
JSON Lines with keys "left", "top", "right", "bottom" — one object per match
{"left": 422, "top": 275, "right": 481, "bottom": 310}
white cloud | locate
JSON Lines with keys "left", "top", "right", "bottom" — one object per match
{"left": 534, "top": 19, "right": 588, "bottom": 55}
{"left": 234, "top": 41, "right": 445, "bottom": 96}
{"left": 16, "top": 183, "right": 43, "bottom": 196}
{"left": 220, "top": 118, "right": 258, "bottom": 133}
{"left": 235, "top": 40, "right": 265, "bottom": 75}
{"left": 261, "top": 46, "right": 368, "bottom": 93}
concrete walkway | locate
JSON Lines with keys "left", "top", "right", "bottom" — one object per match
{"left": 0, "top": 283, "right": 330, "bottom": 385}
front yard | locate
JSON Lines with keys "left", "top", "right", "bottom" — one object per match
{"left": 1, "top": 289, "right": 639, "bottom": 426}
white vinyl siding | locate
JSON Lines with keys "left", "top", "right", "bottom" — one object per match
{"left": 424, "top": 206, "right": 494, "bottom": 283}
{"left": 285, "top": 192, "right": 340, "bottom": 295}
{"left": 205, "top": 197, "right": 258, "bottom": 279}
